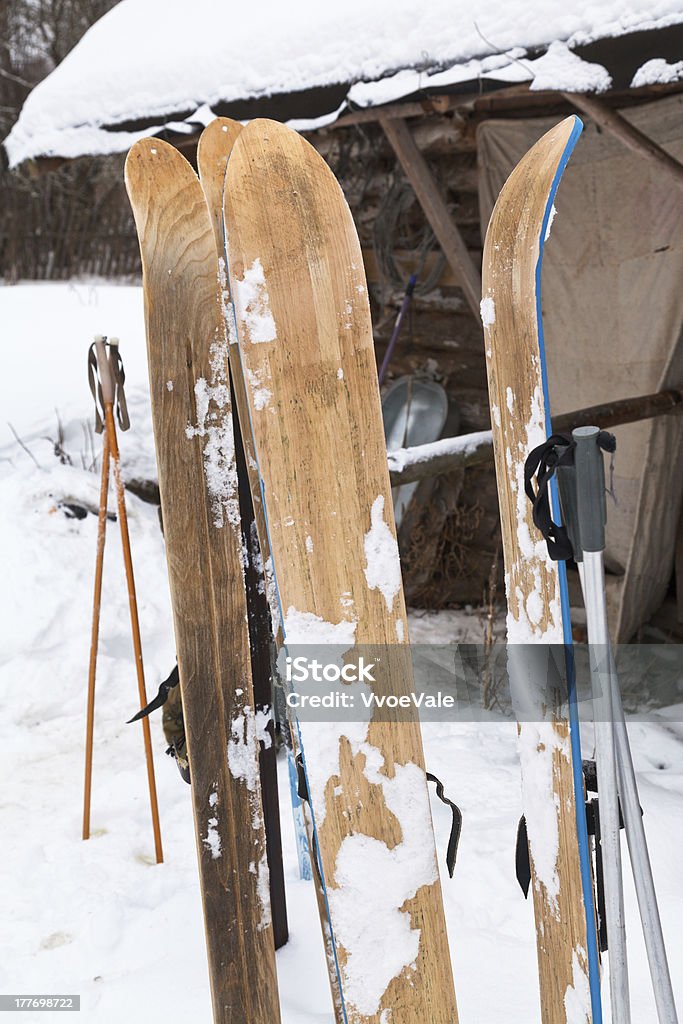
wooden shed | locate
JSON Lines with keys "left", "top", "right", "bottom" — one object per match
{"left": 4, "top": 0, "right": 683, "bottom": 640}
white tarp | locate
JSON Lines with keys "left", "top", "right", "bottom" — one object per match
{"left": 478, "top": 94, "right": 683, "bottom": 641}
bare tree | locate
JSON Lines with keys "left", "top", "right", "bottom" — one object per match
{"left": 0, "top": 0, "right": 138, "bottom": 282}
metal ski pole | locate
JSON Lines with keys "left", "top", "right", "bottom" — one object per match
{"left": 573, "top": 426, "right": 630, "bottom": 1023}
{"left": 606, "top": 649, "right": 679, "bottom": 1024}
{"left": 558, "top": 432, "right": 678, "bottom": 1024}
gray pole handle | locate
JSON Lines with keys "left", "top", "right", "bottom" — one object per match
{"left": 555, "top": 449, "right": 582, "bottom": 563}
{"left": 108, "top": 336, "right": 120, "bottom": 387}
{"left": 572, "top": 425, "right": 606, "bottom": 553}
{"left": 94, "top": 335, "right": 115, "bottom": 406}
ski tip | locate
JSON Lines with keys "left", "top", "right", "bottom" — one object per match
{"left": 563, "top": 113, "right": 584, "bottom": 154}
{"left": 197, "top": 119, "right": 244, "bottom": 257}
{"left": 240, "top": 116, "right": 297, "bottom": 139}
{"left": 227, "top": 116, "right": 341, "bottom": 199}
{"left": 124, "top": 136, "right": 186, "bottom": 192}
{"left": 541, "top": 115, "right": 584, "bottom": 232}
{"left": 569, "top": 112, "right": 584, "bottom": 133}
{"left": 234, "top": 117, "right": 325, "bottom": 160}
{"left": 197, "top": 117, "right": 243, "bottom": 179}
{"left": 547, "top": 114, "right": 583, "bottom": 158}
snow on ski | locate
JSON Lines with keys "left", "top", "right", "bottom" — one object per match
{"left": 222, "top": 118, "right": 459, "bottom": 1024}
{"left": 124, "top": 139, "right": 280, "bottom": 1024}
{"left": 481, "top": 115, "right": 600, "bottom": 1024}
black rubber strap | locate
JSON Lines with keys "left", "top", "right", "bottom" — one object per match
{"left": 295, "top": 753, "right": 309, "bottom": 803}
{"left": 515, "top": 815, "right": 531, "bottom": 898}
{"left": 110, "top": 346, "right": 130, "bottom": 431}
{"left": 127, "top": 664, "right": 179, "bottom": 723}
{"left": 87, "top": 343, "right": 105, "bottom": 435}
{"left": 524, "top": 431, "right": 617, "bottom": 563}
{"left": 88, "top": 339, "right": 131, "bottom": 433}
{"left": 524, "top": 433, "right": 575, "bottom": 561}
{"left": 295, "top": 758, "right": 461, "bottom": 878}
{"left": 426, "top": 772, "right": 462, "bottom": 878}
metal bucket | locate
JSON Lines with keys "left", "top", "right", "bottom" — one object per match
{"left": 382, "top": 376, "right": 448, "bottom": 527}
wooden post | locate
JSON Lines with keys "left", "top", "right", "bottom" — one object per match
{"left": 92, "top": 338, "right": 163, "bottom": 865}
{"left": 380, "top": 115, "right": 482, "bottom": 317}
{"left": 565, "top": 92, "right": 683, "bottom": 193}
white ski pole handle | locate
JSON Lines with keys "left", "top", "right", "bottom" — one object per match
{"left": 94, "top": 335, "right": 115, "bottom": 407}
{"left": 573, "top": 425, "right": 606, "bottom": 553}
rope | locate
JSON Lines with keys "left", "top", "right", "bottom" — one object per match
{"left": 373, "top": 179, "right": 446, "bottom": 295}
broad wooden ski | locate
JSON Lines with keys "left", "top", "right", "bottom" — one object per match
{"left": 481, "top": 116, "right": 599, "bottom": 1023}
{"left": 197, "top": 117, "right": 344, "bottom": 1023}
{"left": 125, "top": 140, "right": 280, "bottom": 1024}
{"left": 222, "top": 118, "right": 459, "bottom": 1024}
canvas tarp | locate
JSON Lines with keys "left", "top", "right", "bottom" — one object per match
{"left": 478, "top": 94, "right": 683, "bottom": 642}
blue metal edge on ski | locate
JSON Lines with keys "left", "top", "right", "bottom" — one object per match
{"left": 535, "top": 114, "right": 603, "bottom": 1024}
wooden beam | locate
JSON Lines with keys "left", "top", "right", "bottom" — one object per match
{"left": 388, "top": 389, "right": 683, "bottom": 485}
{"left": 551, "top": 389, "right": 683, "bottom": 433}
{"left": 564, "top": 92, "right": 683, "bottom": 192}
{"left": 333, "top": 99, "right": 434, "bottom": 128}
{"left": 380, "top": 116, "right": 482, "bottom": 317}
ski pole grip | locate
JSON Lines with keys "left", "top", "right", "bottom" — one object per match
{"left": 556, "top": 452, "right": 582, "bottom": 563}
{"left": 108, "top": 336, "right": 120, "bottom": 386}
{"left": 572, "top": 425, "right": 606, "bottom": 553}
{"left": 94, "top": 335, "right": 114, "bottom": 406}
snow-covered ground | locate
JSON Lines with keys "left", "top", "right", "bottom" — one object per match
{"left": 1, "top": 281, "right": 682, "bottom": 1023}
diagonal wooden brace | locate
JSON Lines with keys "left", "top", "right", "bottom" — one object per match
{"left": 565, "top": 92, "right": 683, "bottom": 193}
{"left": 380, "top": 116, "right": 482, "bottom": 317}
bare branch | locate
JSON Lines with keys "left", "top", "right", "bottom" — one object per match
{"left": 7, "top": 422, "right": 43, "bottom": 470}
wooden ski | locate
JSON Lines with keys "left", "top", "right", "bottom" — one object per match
{"left": 125, "top": 139, "right": 280, "bottom": 1024}
{"left": 481, "top": 116, "right": 597, "bottom": 1023}
{"left": 222, "top": 118, "right": 459, "bottom": 1024}
{"left": 197, "top": 115, "right": 345, "bottom": 1024}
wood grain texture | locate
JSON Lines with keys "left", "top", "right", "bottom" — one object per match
{"left": 198, "top": 117, "right": 345, "bottom": 1024}
{"left": 124, "top": 138, "right": 280, "bottom": 1024}
{"left": 223, "top": 119, "right": 458, "bottom": 1024}
{"left": 481, "top": 116, "right": 592, "bottom": 1022}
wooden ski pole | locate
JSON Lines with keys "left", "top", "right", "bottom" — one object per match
{"left": 83, "top": 425, "right": 111, "bottom": 840}
{"left": 94, "top": 337, "right": 163, "bottom": 864}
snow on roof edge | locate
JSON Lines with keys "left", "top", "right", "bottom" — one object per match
{"left": 4, "top": 2, "right": 683, "bottom": 168}
{"left": 1, "top": 44, "right": 610, "bottom": 168}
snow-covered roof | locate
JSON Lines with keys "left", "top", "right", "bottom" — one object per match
{"left": 5, "top": 0, "right": 683, "bottom": 167}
